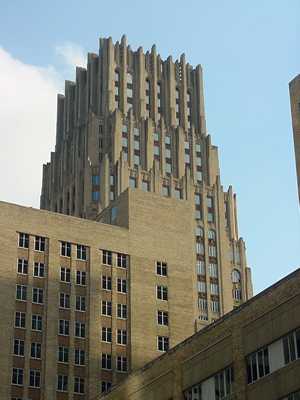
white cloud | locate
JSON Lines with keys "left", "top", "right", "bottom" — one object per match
{"left": 55, "top": 42, "right": 86, "bottom": 69}
{"left": 0, "top": 47, "right": 61, "bottom": 208}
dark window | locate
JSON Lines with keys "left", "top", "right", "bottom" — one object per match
{"left": 18, "top": 233, "right": 29, "bottom": 248}
{"left": 61, "top": 241, "right": 71, "bottom": 257}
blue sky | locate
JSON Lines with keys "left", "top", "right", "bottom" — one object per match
{"left": 0, "top": 0, "right": 299, "bottom": 293}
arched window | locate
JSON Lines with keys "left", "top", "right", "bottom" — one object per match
{"left": 208, "top": 229, "right": 216, "bottom": 240}
{"left": 232, "top": 269, "right": 241, "bottom": 284}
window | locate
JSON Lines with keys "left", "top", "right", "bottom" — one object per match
{"left": 17, "top": 258, "right": 28, "bottom": 274}
{"left": 15, "top": 312, "right": 26, "bottom": 328}
{"left": 102, "top": 301, "right": 112, "bottom": 316}
{"left": 76, "top": 270, "right": 86, "bottom": 285}
{"left": 157, "top": 285, "right": 168, "bottom": 300}
{"left": 117, "top": 278, "right": 127, "bottom": 293}
{"left": 157, "top": 336, "right": 169, "bottom": 352}
{"left": 211, "top": 300, "right": 220, "bottom": 313}
{"left": 60, "top": 267, "right": 71, "bottom": 283}
{"left": 57, "top": 375, "right": 68, "bottom": 391}
{"left": 214, "top": 366, "right": 234, "bottom": 399}
{"left": 75, "top": 349, "right": 85, "bottom": 366}
{"left": 35, "top": 236, "right": 45, "bottom": 252}
{"left": 157, "top": 310, "right": 168, "bottom": 326}
{"left": 208, "top": 245, "right": 217, "bottom": 258}
{"left": 174, "top": 187, "right": 182, "bottom": 199}
{"left": 209, "top": 263, "right": 218, "bottom": 278}
{"left": 210, "top": 283, "right": 219, "bottom": 295}
{"left": 12, "top": 368, "right": 23, "bottom": 385}
{"left": 195, "top": 226, "right": 204, "bottom": 237}
{"left": 283, "top": 330, "right": 300, "bottom": 365}
{"left": 196, "top": 261, "right": 205, "bottom": 275}
{"left": 77, "top": 244, "right": 87, "bottom": 260}
{"left": 232, "top": 269, "right": 241, "bottom": 283}
{"left": 102, "top": 275, "right": 112, "bottom": 291}
{"left": 102, "top": 353, "right": 112, "bottom": 370}
{"left": 92, "top": 175, "right": 100, "bottom": 185}
{"left": 198, "top": 298, "right": 208, "bottom": 311}
{"left": 61, "top": 241, "right": 71, "bottom": 257}
{"left": 246, "top": 347, "right": 270, "bottom": 384}
{"left": 117, "top": 253, "right": 127, "bottom": 268}
{"left": 29, "top": 369, "right": 40, "bottom": 388}
{"left": 16, "top": 285, "right": 27, "bottom": 301}
{"left": 162, "top": 185, "right": 170, "bottom": 197}
{"left": 129, "top": 176, "right": 137, "bottom": 189}
{"left": 116, "top": 356, "right": 127, "bottom": 372}
{"left": 156, "top": 261, "right": 167, "bottom": 276}
{"left": 208, "top": 230, "right": 216, "bottom": 240}
{"left": 117, "top": 303, "right": 127, "bottom": 319}
{"left": 75, "top": 322, "right": 85, "bottom": 338}
{"left": 31, "top": 342, "right": 41, "bottom": 359}
{"left": 102, "top": 327, "right": 112, "bottom": 343}
{"left": 76, "top": 296, "right": 86, "bottom": 311}
{"left": 60, "top": 293, "right": 70, "bottom": 309}
{"left": 198, "top": 281, "right": 206, "bottom": 293}
{"left": 59, "top": 320, "right": 69, "bottom": 336}
{"left": 32, "top": 288, "right": 43, "bottom": 304}
{"left": 34, "top": 262, "right": 45, "bottom": 277}
{"left": 92, "top": 191, "right": 100, "bottom": 201}
{"left": 13, "top": 339, "right": 25, "bottom": 356}
{"left": 102, "top": 250, "right": 112, "bottom": 266}
{"left": 117, "top": 329, "right": 127, "bottom": 345}
{"left": 58, "top": 346, "right": 69, "bottom": 363}
{"left": 32, "top": 314, "right": 42, "bottom": 331}
{"left": 233, "top": 289, "right": 242, "bottom": 300}
{"left": 74, "top": 377, "right": 85, "bottom": 394}
{"left": 196, "top": 242, "right": 204, "bottom": 255}
{"left": 18, "top": 233, "right": 29, "bottom": 248}
{"left": 101, "top": 381, "right": 112, "bottom": 393}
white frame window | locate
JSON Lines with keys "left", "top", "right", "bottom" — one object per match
{"left": 76, "top": 270, "right": 86, "bottom": 286}
{"left": 58, "top": 346, "right": 69, "bottom": 363}
{"left": 156, "top": 261, "right": 167, "bottom": 276}
{"left": 116, "top": 329, "right": 127, "bottom": 345}
{"left": 209, "top": 263, "right": 218, "bottom": 278}
{"left": 13, "top": 339, "right": 25, "bottom": 356}
{"left": 117, "top": 253, "right": 127, "bottom": 268}
{"left": 59, "top": 293, "right": 70, "bottom": 309}
{"left": 76, "top": 296, "right": 86, "bottom": 312}
{"left": 75, "top": 348, "right": 85, "bottom": 366}
{"left": 74, "top": 376, "right": 85, "bottom": 394}
{"left": 32, "top": 287, "right": 44, "bottom": 304}
{"left": 102, "top": 275, "right": 112, "bottom": 291}
{"left": 33, "top": 262, "right": 45, "bottom": 278}
{"left": 12, "top": 368, "right": 23, "bottom": 385}
{"left": 30, "top": 342, "right": 41, "bottom": 359}
{"left": 32, "top": 314, "right": 42, "bottom": 331}
{"left": 76, "top": 244, "right": 87, "bottom": 261}
{"left": 29, "top": 369, "right": 41, "bottom": 388}
{"left": 58, "top": 319, "right": 69, "bottom": 336}
{"left": 102, "top": 250, "right": 112, "bottom": 266}
{"left": 116, "top": 355, "right": 127, "bottom": 372}
{"left": 198, "top": 298, "right": 208, "bottom": 311}
{"left": 210, "top": 283, "right": 219, "bottom": 295}
{"left": 197, "top": 281, "right": 206, "bottom": 293}
{"left": 75, "top": 322, "right": 85, "bottom": 338}
{"left": 101, "top": 353, "right": 112, "bottom": 370}
{"left": 101, "top": 327, "right": 112, "bottom": 343}
{"left": 15, "top": 312, "right": 26, "bottom": 328}
{"left": 57, "top": 375, "right": 68, "bottom": 392}
{"left": 101, "top": 380, "right": 112, "bottom": 394}
{"left": 196, "top": 261, "right": 205, "bottom": 275}
{"left": 117, "top": 278, "right": 127, "bottom": 294}
{"left": 16, "top": 285, "right": 27, "bottom": 301}
{"left": 157, "top": 336, "right": 169, "bottom": 352}
{"left": 157, "top": 285, "right": 168, "bottom": 301}
{"left": 157, "top": 310, "right": 168, "bottom": 326}
{"left": 117, "top": 303, "right": 127, "bottom": 319}
{"left": 246, "top": 347, "right": 270, "bottom": 384}
{"left": 211, "top": 300, "right": 220, "bottom": 313}
{"left": 60, "top": 267, "right": 71, "bottom": 283}
{"left": 102, "top": 301, "right": 112, "bottom": 317}
{"left": 18, "top": 232, "right": 29, "bottom": 248}
{"left": 61, "top": 241, "right": 71, "bottom": 257}
{"left": 34, "top": 236, "right": 45, "bottom": 252}
{"left": 17, "top": 258, "right": 28, "bottom": 274}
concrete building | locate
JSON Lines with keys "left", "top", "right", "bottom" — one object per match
{"left": 289, "top": 74, "right": 300, "bottom": 205}
{"left": 0, "top": 187, "right": 252, "bottom": 400}
{"left": 100, "top": 268, "right": 300, "bottom": 400}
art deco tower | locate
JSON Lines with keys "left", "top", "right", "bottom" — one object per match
{"left": 41, "top": 34, "right": 252, "bottom": 325}
{"left": 289, "top": 74, "right": 300, "bottom": 205}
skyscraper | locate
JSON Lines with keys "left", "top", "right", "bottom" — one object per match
{"left": 289, "top": 74, "right": 300, "bottom": 205}
{"left": 0, "top": 36, "right": 252, "bottom": 399}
